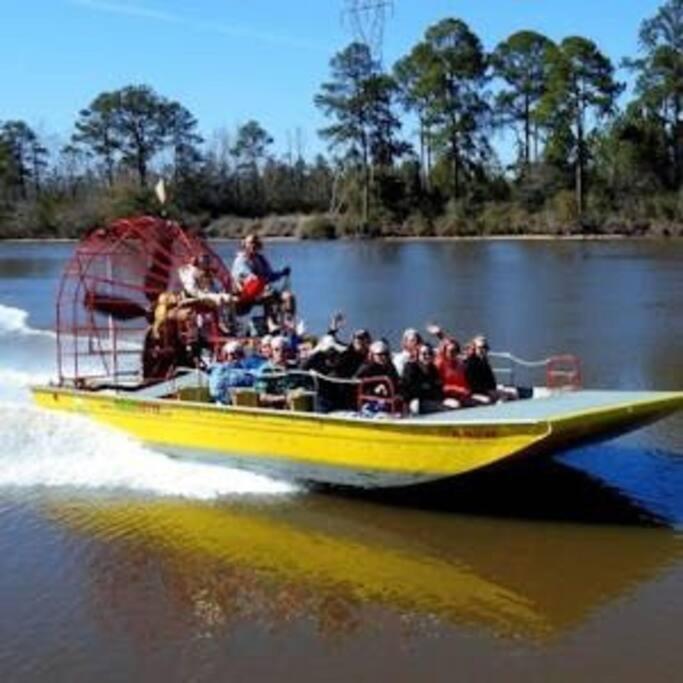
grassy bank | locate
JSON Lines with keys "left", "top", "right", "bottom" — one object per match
{"left": 2, "top": 192, "right": 683, "bottom": 241}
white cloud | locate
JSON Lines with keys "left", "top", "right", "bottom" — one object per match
{"left": 70, "top": 0, "right": 181, "bottom": 24}
{"left": 69, "top": 0, "right": 325, "bottom": 51}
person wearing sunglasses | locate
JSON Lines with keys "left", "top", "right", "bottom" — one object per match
{"left": 354, "top": 339, "right": 401, "bottom": 409}
{"left": 464, "top": 335, "right": 514, "bottom": 404}
{"left": 402, "top": 343, "right": 457, "bottom": 414}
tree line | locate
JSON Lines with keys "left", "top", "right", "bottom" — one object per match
{"left": 2, "top": 0, "right": 683, "bottom": 239}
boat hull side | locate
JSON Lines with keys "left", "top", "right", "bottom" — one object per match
{"left": 31, "top": 387, "right": 550, "bottom": 487}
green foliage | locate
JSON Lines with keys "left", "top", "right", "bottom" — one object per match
{"left": 1, "top": 120, "right": 48, "bottom": 199}
{"left": 420, "top": 18, "right": 491, "bottom": 199}
{"left": 231, "top": 120, "right": 273, "bottom": 169}
{"left": 538, "top": 37, "right": 622, "bottom": 214}
{"left": 626, "top": 0, "right": 683, "bottom": 187}
{"left": 315, "top": 42, "right": 405, "bottom": 227}
{"left": 297, "top": 214, "right": 338, "bottom": 240}
{"left": 73, "top": 85, "right": 201, "bottom": 188}
{"left": 492, "top": 31, "right": 555, "bottom": 168}
{"left": 315, "top": 43, "right": 379, "bottom": 157}
{"left": 547, "top": 190, "right": 579, "bottom": 227}
{"left": 400, "top": 211, "right": 435, "bottom": 237}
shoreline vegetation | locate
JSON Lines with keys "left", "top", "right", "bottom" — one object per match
{"left": 3, "top": 2, "right": 683, "bottom": 242}
{"left": 3, "top": 215, "right": 680, "bottom": 243}
{"left": 205, "top": 213, "right": 682, "bottom": 240}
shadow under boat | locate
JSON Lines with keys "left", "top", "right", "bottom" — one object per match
{"left": 314, "top": 449, "right": 670, "bottom": 527}
{"left": 48, "top": 489, "right": 683, "bottom": 644}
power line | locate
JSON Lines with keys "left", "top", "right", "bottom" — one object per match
{"left": 342, "top": 0, "right": 394, "bottom": 60}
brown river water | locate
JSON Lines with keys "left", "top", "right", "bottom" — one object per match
{"left": 0, "top": 239, "right": 682, "bottom": 682}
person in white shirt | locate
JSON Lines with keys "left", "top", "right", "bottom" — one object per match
{"left": 392, "top": 328, "right": 423, "bottom": 376}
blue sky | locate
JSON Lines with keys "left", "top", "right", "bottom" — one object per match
{"left": 0, "top": 0, "right": 665, "bottom": 159}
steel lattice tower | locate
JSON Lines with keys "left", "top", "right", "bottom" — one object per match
{"left": 343, "top": 0, "right": 394, "bottom": 60}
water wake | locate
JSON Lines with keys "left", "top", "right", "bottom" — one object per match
{"left": 0, "top": 403, "right": 295, "bottom": 498}
{"left": 0, "top": 304, "right": 297, "bottom": 499}
{"left": 0, "top": 302, "right": 54, "bottom": 338}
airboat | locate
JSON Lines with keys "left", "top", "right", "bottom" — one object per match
{"left": 31, "top": 216, "right": 683, "bottom": 489}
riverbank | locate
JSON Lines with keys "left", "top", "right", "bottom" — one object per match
{"left": 2, "top": 211, "right": 683, "bottom": 242}
{"left": 206, "top": 213, "right": 683, "bottom": 240}
{"left": 3, "top": 232, "right": 680, "bottom": 244}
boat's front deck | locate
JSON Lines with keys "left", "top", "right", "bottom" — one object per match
{"left": 410, "top": 390, "right": 683, "bottom": 425}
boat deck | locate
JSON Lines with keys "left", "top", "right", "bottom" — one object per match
{"left": 411, "top": 390, "right": 683, "bottom": 425}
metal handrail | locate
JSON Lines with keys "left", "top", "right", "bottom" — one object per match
{"left": 489, "top": 351, "right": 581, "bottom": 389}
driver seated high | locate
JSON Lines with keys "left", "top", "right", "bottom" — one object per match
{"left": 231, "top": 233, "right": 291, "bottom": 315}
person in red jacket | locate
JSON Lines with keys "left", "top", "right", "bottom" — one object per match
{"left": 435, "top": 337, "right": 472, "bottom": 406}
{"left": 426, "top": 323, "right": 471, "bottom": 406}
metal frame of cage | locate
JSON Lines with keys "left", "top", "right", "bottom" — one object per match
{"left": 55, "top": 216, "right": 230, "bottom": 386}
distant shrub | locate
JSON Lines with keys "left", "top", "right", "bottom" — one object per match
{"left": 476, "top": 202, "right": 521, "bottom": 235}
{"left": 434, "top": 199, "right": 477, "bottom": 236}
{"left": 545, "top": 190, "right": 579, "bottom": 232}
{"left": 296, "top": 214, "right": 338, "bottom": 240}
{"left": 401, "top": 211, "right": 434, "bottom": 237}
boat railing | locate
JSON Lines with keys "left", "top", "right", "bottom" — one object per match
{"left": 489, "top": 352, "right": 582, "bottom": 390}
{"left": 236, "top": 368, "right": 402, "bottom": 413}
{"left": 156, "top": 365, "right": 405, "bottom": 414}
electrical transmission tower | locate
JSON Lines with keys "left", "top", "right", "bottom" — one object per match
{"left": 343, "top": 0, "right": 394, "bottom": 60}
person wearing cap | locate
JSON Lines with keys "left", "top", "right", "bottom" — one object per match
{"left": 208, "top": 340, "right": 254, "bottom": 404}
{"left": 354, "top": 339, "right": 401, "bottom": 410}
{"left": 393, "top": 328, "right": 423, "bottom": 376}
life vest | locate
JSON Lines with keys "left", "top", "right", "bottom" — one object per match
{"left": 240, "top": 274, "right": 267, "bottom": 303}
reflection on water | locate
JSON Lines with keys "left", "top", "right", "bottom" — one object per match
{"left": 48, "top": 491, "right": 683, "bottom": 646}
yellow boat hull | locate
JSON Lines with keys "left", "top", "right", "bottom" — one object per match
{"left": 31, "top": 386, "right": 683, "bottom": 488}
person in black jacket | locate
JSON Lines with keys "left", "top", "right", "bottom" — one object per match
{"left": 402, "top": 343, "right": 449, "bottom": 414}
{"left": 464, "top": 335, "right": 518, "bottom": 404}
{"left": 302, "top": 335, "right": 346, "bottom": 411}
{"left": 336, "top": 328, "right": 371, "bottom": 378}
{"left": 354, "top": 339, "right": 401, "bottom": 411}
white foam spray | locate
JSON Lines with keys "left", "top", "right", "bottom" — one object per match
{"left": 0, "top": 304, "right": 297, "bottom": 499}
{"left": 0, "top": 303, "right": 54, "bottom": 338}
